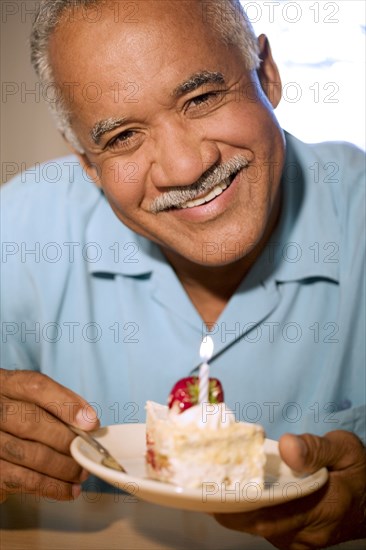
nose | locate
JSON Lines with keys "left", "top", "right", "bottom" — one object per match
{"left": 149, "top": 120, "right": 220, "bottom": 188}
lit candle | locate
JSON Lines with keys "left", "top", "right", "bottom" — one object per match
{"left": 198, "top": 336, "right": 214, "bottom": 403}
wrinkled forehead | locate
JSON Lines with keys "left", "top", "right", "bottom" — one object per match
{"left": 63, "top": 0, "right": 204, "bottom": 25}
{"left": 48, "top": 0, "right": 237, "bottom": 95}
{"left": 50, "top": 0, "right": 218, "bottom": 51}
{"left": 51, "top": 2, "right": 221, "bottom": 69}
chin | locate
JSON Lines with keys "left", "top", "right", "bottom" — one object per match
{"left": 174, "top": 237, "right": 260, "bottom": 268}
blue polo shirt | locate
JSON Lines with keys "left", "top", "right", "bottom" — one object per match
{"left": 1, "top": 133, "right": 365, "bottom": 442}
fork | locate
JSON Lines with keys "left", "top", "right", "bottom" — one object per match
{"left": 70, "top": 425, "right": 126, "bottom": 472}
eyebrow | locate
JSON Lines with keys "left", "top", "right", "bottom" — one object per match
{"left": 90, "top": 71, "right": 226, "bottom": 145}
{"left": 90, "top": 117, "right": 129, "bottom": 145}
{"left": 172, "top": 71, "right": 225, "bottom": 98}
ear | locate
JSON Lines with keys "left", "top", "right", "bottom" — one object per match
{"left": 256, "top": 34, "right": 282, "bottom": 109}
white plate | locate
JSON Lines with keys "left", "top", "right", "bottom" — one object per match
{"left": 71, "top": 424, "right": 328, "bottom": 513}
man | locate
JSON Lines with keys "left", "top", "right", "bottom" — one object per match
{"left": 1, "top": 1, "right": 365, "bottom": 548}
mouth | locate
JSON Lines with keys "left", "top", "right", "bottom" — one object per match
{"left": 149, "top": 154, "right": 249, "bottom": 214}
{"left": 178, "top": 172, "right": 238, "bottom": 210}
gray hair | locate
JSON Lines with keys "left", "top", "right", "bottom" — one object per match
{"left": 30, "top": 0, "right": 260, "bottom": 153}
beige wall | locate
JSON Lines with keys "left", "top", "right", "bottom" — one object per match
{"left": 1, "top": 1, "right": 69, "bottom": 184}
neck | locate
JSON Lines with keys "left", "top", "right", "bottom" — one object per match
{"left": 161, "top": 252, "right": 250, "bottom": 328}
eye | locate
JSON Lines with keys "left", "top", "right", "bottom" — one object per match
{"left": 186, "top": 91, "right": 223, "bottom": 112}
{"left": 107, "top": 129, "right": 138, "bottom": 151}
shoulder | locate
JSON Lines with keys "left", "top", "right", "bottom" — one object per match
{"left": 286, "top": 133, "right": 365, "bottom": 188}
{"left": 307, "top": 138, "right": 365, "bottom": 195}
{"left": 283, "top": 133, "right": 365, "bottom": 283}
{"left": 1, "top": 156, "right": 102, "bottom": 318}
{"left": 286, "top": 133, "right": 365, "bottom": 220}
{"left": 1, "top": 155, "right": 88, "bottom": 197}
{"left": 1, "top": 155, "right": 101, "bottom": 242}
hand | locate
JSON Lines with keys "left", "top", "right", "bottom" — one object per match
{"left": 0, "top": 369, "right": 100, "bottom": 502}
{"left": 214, "top": 430, "right": 366, "bottom": 550}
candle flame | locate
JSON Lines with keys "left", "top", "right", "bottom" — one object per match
{"left": 199, "top": 336, "right": 214, "bottom": 362}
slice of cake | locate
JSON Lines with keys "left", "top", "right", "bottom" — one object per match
{"left": 145, "top": 376, "right": 265, "bottom": 489}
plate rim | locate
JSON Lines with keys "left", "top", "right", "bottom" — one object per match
{"left": 71, "top": 423, "right": 328, "bottom": 512}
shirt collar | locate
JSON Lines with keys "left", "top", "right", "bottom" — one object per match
{"left": 85, "top": 192, "right": 160, "bottom": 276}
{"left": 255, "top": 132, "right": 340, "bottom": 284}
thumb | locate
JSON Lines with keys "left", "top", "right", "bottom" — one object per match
{"left": 73, "top": 403, "right": 100, "bottom": 431}
{"left": 278, "top": 431, "right": 360, "bottom": 474}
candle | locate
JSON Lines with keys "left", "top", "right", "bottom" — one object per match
{"left": 198, "top": 336, "right": 214, "bottom": 404}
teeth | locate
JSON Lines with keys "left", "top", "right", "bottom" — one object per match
{"left": 180, "top": 177, "right": 231, "bottom": 209}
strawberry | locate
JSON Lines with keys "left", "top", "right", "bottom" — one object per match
{"left": 167, "top": 376, "right": 224, "bottom": 413}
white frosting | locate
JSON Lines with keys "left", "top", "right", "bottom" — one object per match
{"left": 168, "top": 402, "right": 236, "bottom": 429}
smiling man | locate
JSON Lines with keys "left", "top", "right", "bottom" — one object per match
{"left": 1, "top": 1, "right": 365, "bottom": 548}
{"left": 45, "top": 0, "right": 285, "bottom": 322}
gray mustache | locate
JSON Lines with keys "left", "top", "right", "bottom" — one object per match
{"left": 150, "top": 155, "right": 249, "bottom": 213}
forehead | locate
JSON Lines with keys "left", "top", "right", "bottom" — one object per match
{"left": 49, "top": 0, "right": 239, "bottom": 88}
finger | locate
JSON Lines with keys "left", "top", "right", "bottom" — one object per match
{"left": 1, "top": 397, "right": 76, "bottom": 453}
{"left": 279, "top": 431, "right": 365, "bottom": 474}
{"left": 0, "top": 459, "right": 83, "bottom": 501}
{"left": 214, "top": 504, "right": 303, "bottom": 536}
{"left": 214, "top": 486, "right": 327, "bottom": 539}
{"left": 0, "top": 369, "right": 99, "bottom": 430}
{"left": 0, "top": 431, "right": 88, "bottom": 483}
